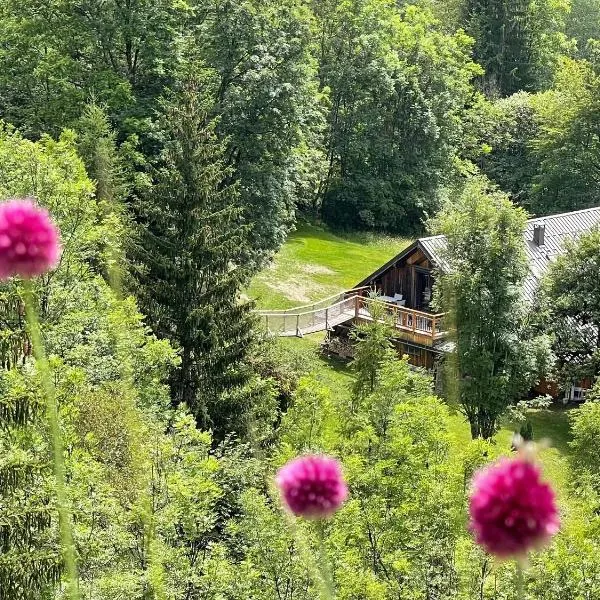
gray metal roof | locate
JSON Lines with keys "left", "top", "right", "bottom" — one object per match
{"left": 407, "top": 206, "right": 600, "bottom": 302}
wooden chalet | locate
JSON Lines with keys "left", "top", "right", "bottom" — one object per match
{"left": 258, "top": 206, "right": 600, "bottom": 397}
{"left": 326, "top": 236, "right": 449, "bottom": 370}
{"left": 328, "top": 206, "right": 600, "bottom": 381}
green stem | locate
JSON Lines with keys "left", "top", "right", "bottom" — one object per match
{"left": 23, "top": 281, "right": 80, "bottom": 600}
{"left": 516, "top": 562, "right": 525, "bottom": 600}
{"left": 284, "top": 512, "right": 334, "bottom": 600}
{"left": 315, "top": 521, "right": 335, "bottom": 599}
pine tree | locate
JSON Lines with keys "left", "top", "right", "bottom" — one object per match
{"left": 464, "top": 0, "right": 536, "bottom": 96}
{"left": 0, "top": 352, "right": 61, "bottom": 598}
{"left": 132, "top": 74, "right": 255, "bottom": 434}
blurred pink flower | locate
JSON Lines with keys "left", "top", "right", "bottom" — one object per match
{"left": 0, "top": 198, "right": 60, "bottom": 280}
{"left": 469, "top": 457, "right": 560, "bottom": 558}
{"left": 276, "top": 455, "right": 348, "bottom": 519}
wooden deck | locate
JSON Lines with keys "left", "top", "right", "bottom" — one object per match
{"left": 256, "top": 293, "right": 446, "bottom": 345}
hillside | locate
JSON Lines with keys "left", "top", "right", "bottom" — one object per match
{"left": 248, "top": 223, "right": 410, "bottom": 309}
{"left": 252, "top": 223, "right": 573, "bottom": 500}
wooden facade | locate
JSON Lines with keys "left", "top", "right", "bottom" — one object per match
{"left": 358, "top": 244, "right": 436, "bottom": 312}
{"left": 325, "top": 241, "right": 448, "bottom": 371}
{"left": 325, "top": 323, "right": 441, "bottom": 370}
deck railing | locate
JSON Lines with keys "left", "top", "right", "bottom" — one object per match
{"left": 357, "top": 297, "right": 445, "bottom": 340}
{"left": 257, "top": 292, "right": 446, "bottom": 342}
{"left": 258, "top": 295, "right": 358, "bottom": 337}
{"left": 255, "top": 287, "right": 370, "bottom": 317}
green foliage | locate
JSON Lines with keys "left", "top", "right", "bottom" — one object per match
{"left": 475, "top": 92, "right": 539, "bottom": 207}
{"left": 0, "top": 370, "right": 61, "bottom": 599}
{"left": 194, "top": 0, "right": 326, "bottom": 261}
{"left": 569, "top": 401, "right": 600, "bottom": 486}
{"left": 469, "top": 57, "right": 600, "bottom": 217}
{"left": 529, "top": 57, "right": 600, "bottom": 215}
{"left": 131, "top": 74, "right": 256, "bottom": 439}
{"left": 0, "top": 0, "right": 323, "bottom": 264}
{"left": 520, "top": 419, "right": 534, "bottom": 440}
{"left": 0, "top": 121, "right": 179, "bottom": 598}
{"left": 543, "top": 228, "right": 600, "bottom": 385}
{"left": 316, "top": 1, "right": 480, "bottom": 232}
{"left": 2, "top": 1, "right": 600, "bottom": 598}
{"left": 350, "top": 298, "right": 397, "bottom": 401}
{"left": 433, "top": 177, "right": 550, "bottom": 438}
{"left": 0, "top": 0, "right": 180, "bottom": 138}
{"left": 567, "top": 0, "right": 600, "bottom": 59}
{"left": 463, "top": 0, "right": 569, "bottom": 96}
{"left": 264, "top": 355, "right": 494, "bottom": 599}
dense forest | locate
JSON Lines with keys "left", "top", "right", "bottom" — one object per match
{"left": 1, "top": 0, "right": 600, "bottom": 598}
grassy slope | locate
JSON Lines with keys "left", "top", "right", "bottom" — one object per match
{"left": 251, "top": 223, "right": 573, "bottom": 493}
{"left": 249, "top": 223, "right": 410, "bottom": 309}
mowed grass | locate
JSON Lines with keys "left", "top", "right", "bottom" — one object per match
{"left": 248, "top": 223, "right": 410, "bottom": 309}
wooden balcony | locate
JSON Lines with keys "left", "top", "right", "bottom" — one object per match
{"left": 355, "top": 296, "right": 446, "bottom": 347}
{"left": 257, "top": 291, "right": 446, "bottom": 346}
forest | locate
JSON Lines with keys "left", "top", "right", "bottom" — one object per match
{"left": 1, "top": 0, "right": 600, "bottom": 598}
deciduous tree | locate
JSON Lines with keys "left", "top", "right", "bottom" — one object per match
{"left": 543, "top": 227, "right": 600, "bottom": 386}
{"left": 433, "top": 177, "right": 549, "bottom": 438}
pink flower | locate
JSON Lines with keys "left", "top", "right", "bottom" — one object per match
{"left": 469, "top": 457, "right": 560, "bottom": 558}
{"left": 276, "top": 455, "right": 348, "bottom": 519}
{"left": 0, "top": 199, "right": 61, "bottom": 280}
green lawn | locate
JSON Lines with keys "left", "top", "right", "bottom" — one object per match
{"left": 248, "top": 223, "right": 409, "bottom": 309}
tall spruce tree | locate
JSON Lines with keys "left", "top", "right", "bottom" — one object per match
{"left": 0, "top": 352, "right": 61, "bottom": 598}
{"left": 463, "top": 0, "right": 568, "bottom": 96}
{"left": 464, "top": 0, "right": 535, "bottom": 96}
{"left": 132, "top": 73, "right": 255, "bottom": 433}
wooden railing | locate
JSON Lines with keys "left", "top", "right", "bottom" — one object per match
{"left": 255, "top": 287, "right": 370, "bottom": 317}
{"left": 357, "top": 297, "right": 445, "bottom": 341}
{"left": 257, "top": 292, "right": 446, "bottom": 342}
{"left": 258, "top": 295, "right": 359, "bottom": 337}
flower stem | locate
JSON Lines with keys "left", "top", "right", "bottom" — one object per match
{"left": 23, "top": 281, "right": 80, "bottom": 600}
{"left": 284, "top": 512, "right": 335, "bottom": 600}
{"left": 516, "top": 562, "right": 525, "bottom": 600}
{"left": 315, "top": 521, "right": 335, "bottom": 599}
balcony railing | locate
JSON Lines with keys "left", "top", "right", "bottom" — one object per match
{"left": 257, "top": 292, "right": 446, "bottom": 343}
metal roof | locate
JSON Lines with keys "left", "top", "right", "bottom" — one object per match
{"left": 522, "top": 206, "right": 600, "bottom": 302}
{"left": 359, "top": 206, "right": 600, "bottom": 303}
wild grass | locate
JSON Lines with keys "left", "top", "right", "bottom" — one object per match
{"left": 248, "top": 223, "right": 410, "bottom": 309}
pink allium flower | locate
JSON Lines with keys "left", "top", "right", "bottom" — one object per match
{"left": 0, "top": 199, "right": 61, "bottom": 280}
{"left": 469, "top": 457, "right": 560, "bottom": 558}
{"left": 276, "top": 455, "right": 348, "bottom": 519}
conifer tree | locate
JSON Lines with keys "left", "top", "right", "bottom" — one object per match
{"left": 0, "top": 365, "right": 61, "bottom": 598}
{"left": 76, "top": 103, "right": 130, "bottom": 292}
{"left": 464, "top": 0, "right": 535, "bottom": 96}
{"left": 463, "top": 0, "right": 568, "bottom": 96}
{"left": 132, "top": 73, "right": 255, "bottom": 433}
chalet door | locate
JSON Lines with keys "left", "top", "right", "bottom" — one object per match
{"left": 414, "top": 268, "right": 433, "bottom": 311}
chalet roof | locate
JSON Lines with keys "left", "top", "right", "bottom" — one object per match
{"left": 523, "top": 206, "right": 600, "bottom": 302}
{"left": 358, "top": 206, "right": 600, "bottom": 303}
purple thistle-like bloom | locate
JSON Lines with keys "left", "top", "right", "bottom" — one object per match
{"left": 0, "top": 199, "right": 61, "bottom": 280}
{"left": 469, "top": 457, "right": 560, "bottom": 558}
{"left": 276, "top": 455, "right": 348, "bottom": 519}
